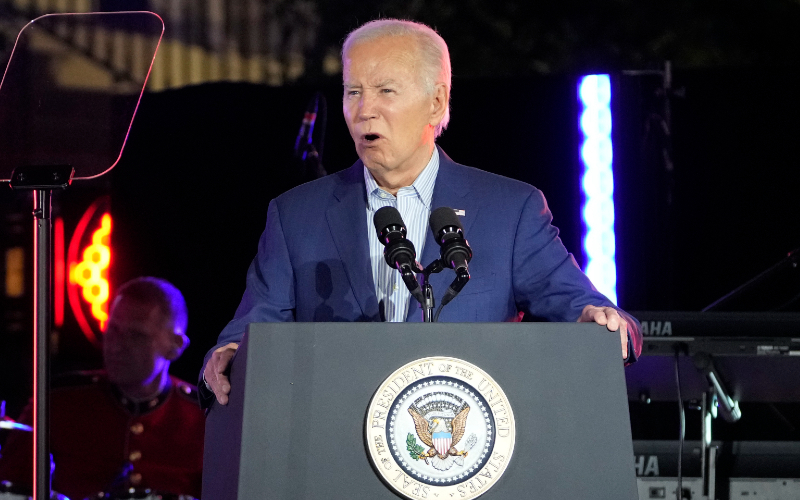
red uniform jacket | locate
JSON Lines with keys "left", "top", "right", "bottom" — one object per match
{"left": 0, "top": 372, "right": 204, "bottom": 500}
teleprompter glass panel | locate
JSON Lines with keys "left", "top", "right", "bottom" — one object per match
{"left": 0, "top": 11, "right": 163, "bottom": 181}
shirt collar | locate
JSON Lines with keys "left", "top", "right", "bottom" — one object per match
{"left": 109, "top": 375, "right": 172, "bottom": 415}
{"left": 364, "top": 147, "right": 440, "bottom": 211}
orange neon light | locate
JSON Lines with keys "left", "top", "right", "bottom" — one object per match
{"left": 67, "top": 197, "right": 108, "bottom": 344}
{"left": 69, "top": 214, "right": 112, "bottom": 330}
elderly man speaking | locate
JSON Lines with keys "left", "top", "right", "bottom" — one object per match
{"left": 201, "top": 19, "right": 642, "bottom": 407}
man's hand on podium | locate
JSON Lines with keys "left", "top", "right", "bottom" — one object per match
{"left": 204, "top": 343, "right": 239, "bottom": 405}
{"left": 578, "top": 305, "right": 629, "bottom": 359}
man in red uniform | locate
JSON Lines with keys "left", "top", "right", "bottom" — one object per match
{"left": 0, "top": 277, "right": 205, "bottom": 500}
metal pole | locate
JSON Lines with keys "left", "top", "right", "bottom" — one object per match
{"left": 701, "top": 391, "right": 710, "bottom": 496}
{"left": 422, "top": 283, "right": 434, "bottom": 322}
{"left": 32, "top": 188, "right": 52, "bottom": 500}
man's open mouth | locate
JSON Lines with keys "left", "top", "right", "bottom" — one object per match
{"left": 363, "top": 133, "right": 381, "bottom": 142}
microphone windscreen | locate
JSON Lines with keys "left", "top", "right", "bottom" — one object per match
{"left": 373, "top": 206, "right": 404, "bottom": 234}
{"left": 429, "top": 207, "right": 463, "bottom": 237}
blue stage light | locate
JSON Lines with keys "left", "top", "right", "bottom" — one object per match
{"left": 579, "top": 74, "right": 617, "bottom": 304}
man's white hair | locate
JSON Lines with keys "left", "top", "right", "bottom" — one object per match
{"left": 342, "top": 19, "right": 452, "bottom": 138}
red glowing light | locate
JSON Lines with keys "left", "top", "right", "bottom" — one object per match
{"left": 54, "top": 217, "right": 64, "bottom": 327}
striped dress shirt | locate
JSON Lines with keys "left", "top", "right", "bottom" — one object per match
{"left": 364, "top": 149, "right": 440, "bottom": 322}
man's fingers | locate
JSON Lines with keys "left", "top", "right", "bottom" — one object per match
{"left": 214, "top": 350, "right": 234, "bottom": 373}
{"left": 592, "top": 308, "right": 609, "bottom": 325}
{"left": 581, "top": 305, "right": 630, "bottom": 359}
{"left": 214, "top": 371, "right": 231, "bottom": 393}
{"left": 604, "top": 310, "right": 621, "bottom": 331}
{"left": 211, "top": 346, "right": 236, "bottom": 374}
{"left": 602, "top": 309, "right": 630, "bottom": 358}
{"left": 593, "top": 307, "right": 624, "bottom": 333}
{"left": 215, "top": 350, "right": 235, "bottom": 393}
{"left": 211, "top": 370, "right": 231, "bottom": 406}
{"left": 620, "top": 329, "right": 629, "bottom": 359}
{"left": 215, "top": 372, "right": 230, "bottom": 405}
{"left": 580, "top": 305, "right": 607, "bottom": 324}
{"left": 207, "top": 345, "right": 238, "bottom": 406}
{"left": 203, "top": 363, "right": 228, "bottom": 406}
{"left": 620, "top": 319, "right": 629, "bottom": 359}
{"left": 214, "top": 387, "right": 228, "bottom": 405}
{"left": 203, "top": 362, "right": 227, "bottom": 405}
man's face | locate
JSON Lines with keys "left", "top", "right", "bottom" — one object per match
{"left": 343, "top": 35, "right": 441, "bottom": 180}
{"left": 103, "top": 297, "right": 175, "bottom": 388}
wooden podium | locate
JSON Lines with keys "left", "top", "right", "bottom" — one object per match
{"left": 202, "top": 323, "right": 637, "bottom": 499}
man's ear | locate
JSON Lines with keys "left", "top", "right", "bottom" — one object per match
{"left": 429, "top": 83, "right": 449, "bottom": 126}
{"left": 167, "top": 332, "right": 190, "bottom": 361}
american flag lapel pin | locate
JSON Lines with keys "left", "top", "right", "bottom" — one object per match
{"left": 454, "top": 209, "right": 465, "bottom": 216}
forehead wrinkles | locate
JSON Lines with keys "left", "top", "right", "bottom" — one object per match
{"left": 343, "top": 37, "right": 424, "bottom": 89}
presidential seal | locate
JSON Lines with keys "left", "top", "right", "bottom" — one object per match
{"left": 365, "top": 357, "right": 515, "bottom": 500}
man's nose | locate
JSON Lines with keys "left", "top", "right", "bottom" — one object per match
{"left": 358, "top": 92, "right": 378, "bottom": 120}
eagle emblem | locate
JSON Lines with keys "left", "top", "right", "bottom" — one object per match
{"left": 406, "top": 393, "right": 477, "bottom": 471}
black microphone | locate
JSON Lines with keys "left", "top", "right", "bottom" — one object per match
{"left": 429, "top": 207, "right": 472, "bottom": 274}
{"left": 373, "top": 207, "right": 424, "bottom": 303}
{"left": 430, "top": 207, "right": 472, "bottom": 310}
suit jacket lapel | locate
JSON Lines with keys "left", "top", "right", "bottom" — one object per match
{"left": 327, "top": 162, "right": 381, "bottom": 321}
{"left": 407, "top": 147, "right": 476, "bottom": 322}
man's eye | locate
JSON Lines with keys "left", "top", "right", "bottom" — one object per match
{"left": 346, "top": 90, "right": 360, "bottom": 96}
{"left": 381, "top": 88, "right": 394, "bottom": 93}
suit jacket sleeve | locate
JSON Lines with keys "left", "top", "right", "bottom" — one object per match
{"left": 511, "top": 188, "right": 642, "bottom": 363}
{"left": 198, "top": 199, "right": 296, "bottom": 403}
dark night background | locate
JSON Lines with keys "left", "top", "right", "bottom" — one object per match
{"left": 106, "top": 68, "right": 800, "bottom": 389}
{"left": 2, "top": 0, "right": 800, "bottom": 457}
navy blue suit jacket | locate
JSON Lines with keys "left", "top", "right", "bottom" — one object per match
{"left": 204, "top": 148, "right": 641, "bottom": 370}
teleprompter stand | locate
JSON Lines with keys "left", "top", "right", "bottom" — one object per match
{"left": 8, "top": 166, "right": 74, "bottom": 500}
{"left": 203, "top": 322, "right": 638, "bottom": 500}
{"left": 0, "top": 12, "right": 163, "bottom": 500}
